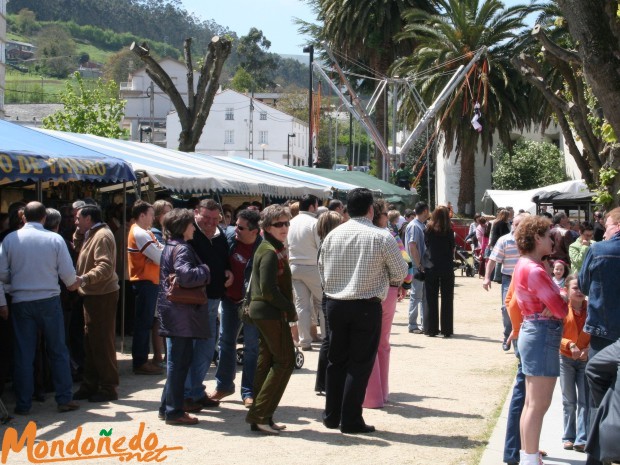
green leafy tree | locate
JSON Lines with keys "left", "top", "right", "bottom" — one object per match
{"left": 15, "top": 8, "right": 39, "bottom": 35}
{"left": 491, "top": 139, "right": 568, "bottom": 190}
{"left": 394, "top": 0, "right": 541, "bottom": 213}
{"left": 43, "top": 72, "right": 127, "bottom": 138}
{"left": 235, "top": 28, "right": 278, "bottom": 91}
{"left": 34, "top": 24, "right": 76, "bottom": 78}
{"left": 103, "top": 48, "right": 146, "bottom": 87}
{"left": 229, "top": 67, "right": 256, "bottom": 93}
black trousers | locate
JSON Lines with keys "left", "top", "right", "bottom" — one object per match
{"left": 323, "top": 298, "right": 381, "bottom": 430}
{"left": 315, "top": 294, "right": 329, "bottom": 392}
{"left": 423, "top": 269, "right": 455, "bottom": 336}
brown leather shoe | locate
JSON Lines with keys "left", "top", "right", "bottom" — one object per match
{"left": 57, "top": 401, "right": 80, "bottom": 413}
{"left": 134, "top": 362, "right": 163, "bottom": 375}
{"left": 165, "top": 413, "right": 198, "bottom": 426}
{"left": 243, "top": 397, "right": 254, "bottom": 408}
{"left": 183, "top": 399, "right": 203, "bottom": 413}
{"left": 209, "top": 390, "right": 233, "bottom": 401}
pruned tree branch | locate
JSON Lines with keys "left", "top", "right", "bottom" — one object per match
{"left": 531, "top": 25, "right": 581, "bottom": 66}
{"left": 130, "top": 36, "right": 232, "bottom": 152}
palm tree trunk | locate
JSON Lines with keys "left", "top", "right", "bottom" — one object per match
{"left": 457, "top": 136, "right": 478, "bottom": 215}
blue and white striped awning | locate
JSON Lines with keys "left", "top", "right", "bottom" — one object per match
{"left": 210, "top": 157, "right": 362, "bottom": 193}
{"left": 34, "top": 129, "right": 332, "bottom": 198}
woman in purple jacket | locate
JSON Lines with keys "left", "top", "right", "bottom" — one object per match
{"left": 157, "top": 209, "right": 210, "bottom": 426}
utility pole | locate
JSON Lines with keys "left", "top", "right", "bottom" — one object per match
{"left": 149, "top": 81, "right": 155, "bottom": 142}
{"left": 248, "top": 90, "right": 254, "bottom": 158}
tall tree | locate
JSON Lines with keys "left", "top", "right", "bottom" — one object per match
{"left": 298, "top": 0, "right": 436, "bottom": 179}
{"left": 554, "top": 0, "right": 620, "bottom": 204}
{"left": 131, "top": 36, "right": 232, "bottom": 152}
{"left": 235, "top": 28, "right": 278, "bottom": 91}
{"left": 394, "top": 0, "right": 541, "bottom": 213}
{"left": 34, "top": 24, "right": 76, "bottom": 78}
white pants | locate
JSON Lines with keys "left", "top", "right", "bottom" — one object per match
{"left": 290, "top": 263, "right": 323, "bottom": 346}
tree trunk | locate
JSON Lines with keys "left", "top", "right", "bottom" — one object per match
{"left": 457, "top": 135, "right": 477, "bottom": 215}
{"left": 557, "top": 1, "right": 620, "bottom": 139}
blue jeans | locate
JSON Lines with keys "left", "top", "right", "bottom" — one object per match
{"left": 160, "top": 336, "right": 194, "bottom": 420}
{"left": 560, "top": 354, "right": 588, "bottom": 445}
{"left": 132, "top": 281, "right": 159, "bottom": 368}
{"left": 501, "top": 274, "right": 513, "bottom": 341}
{"left": 11, "top": 296, "right": 73, "bottom": 411}
{"left": 184, "top": 298, "right": 219, "bottom": 400}
{"left": 408, "top": 274, "right": 426, "bottom": 331}
{"left": 504, "top": 343, "right": 525, "bottom": 464}
{"left": 214, "top": 297, "right": 259, "bottom": 400}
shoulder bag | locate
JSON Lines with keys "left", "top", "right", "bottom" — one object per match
{"left": 166, "top": 244, "right": 208, "bottom": 306}
{"left": 238, "top": 270, "right": 255, "bottom": 325}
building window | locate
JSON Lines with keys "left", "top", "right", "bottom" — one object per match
{"left": 225, "top": 107, "right": 234, "bottom": 120}
{"left": 259, "top": 131, "right": 268, "bottom": 144}
{"left": 260, "top": 112, "right": 267, "bottom": 120}
{"left": 225, "top": 130, "right": 234, "bottom": 144}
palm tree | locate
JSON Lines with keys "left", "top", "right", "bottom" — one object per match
{"left": 394, "top": 0, "right": 543, "bottom": 213}
{"left": 298, "top": 0, "right": 436, "bottom": 178}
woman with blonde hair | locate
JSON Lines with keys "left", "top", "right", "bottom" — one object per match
{"left": 246, "top": 204, "right": 297, "bottom": 434}
{"left": 512, "top": 215, "right": 567, "bottom": 465}
{"left": 423, "top": 205, "right": 455, "bottom": 337}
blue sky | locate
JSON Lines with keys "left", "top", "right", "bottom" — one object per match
{"left": 179, "top": 0, "right": 531, "bottom": 56}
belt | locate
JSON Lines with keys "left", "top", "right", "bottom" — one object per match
{"left": 523, "top": 313, "right": 562, "bottom": 322}
{"left": 325, "top": 296, "right": 381, "bottom": 303}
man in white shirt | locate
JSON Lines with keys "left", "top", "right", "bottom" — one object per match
{"left": 288, "top": 194, "right": 322, "bottom": 351}
{"left": 319, "top": 188, "right": 407, "bottom": 434}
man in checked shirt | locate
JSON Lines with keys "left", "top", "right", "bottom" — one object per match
{"left": 318, "top": 188, "right": 408, "bottom": 434}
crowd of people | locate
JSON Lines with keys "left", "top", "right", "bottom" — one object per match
{"left": 476, "top": 207, "right": 620, "bottom": 465}
{"left": 0, "top": 192, "right": 619, "bottom": 464}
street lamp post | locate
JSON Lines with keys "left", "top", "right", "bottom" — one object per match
{"left": 303, "top": 45, "right": 314, "bottom": 168}
{"left": 287, "top": 133, "right": 296, "bottom": 166}
{"left": 261, "top": 143, "right": 268, "bottom": 160}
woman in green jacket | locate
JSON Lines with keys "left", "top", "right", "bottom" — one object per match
{"left": 246, "top": 204, "right": 296, "bottom": 435}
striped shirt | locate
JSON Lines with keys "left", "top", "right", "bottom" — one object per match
{"left": 489, "top": 232, "right": 520, "bottom": 276}
{"left": 318, "top": 217, "right": 408, "bottom": 301}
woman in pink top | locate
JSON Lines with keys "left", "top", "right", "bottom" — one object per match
{"left": 513, "top": 216, "right": 568, "bottom": 465}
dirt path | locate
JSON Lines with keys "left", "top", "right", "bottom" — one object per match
{"left": 1, "top": 276, "right": 516, "bottom": 465}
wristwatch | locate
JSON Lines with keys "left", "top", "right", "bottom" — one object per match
{"left": 80, "top": 275, "right": 88, "bottom": 288}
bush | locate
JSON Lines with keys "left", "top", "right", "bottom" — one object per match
{"left": 491, "top": 139, "right": 568, "bottom": 190}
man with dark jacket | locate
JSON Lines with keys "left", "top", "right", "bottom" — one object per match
{"left": 212, "top": 209, "right": 262, "bottom": 407}
{"left": 185, "top": 200, "right": 232, "bottom": 409}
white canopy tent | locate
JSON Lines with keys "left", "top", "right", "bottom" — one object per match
{"left": 480, "top": 180, "right": 591, "bottom": 215}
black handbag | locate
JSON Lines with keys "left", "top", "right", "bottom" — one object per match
{"left": 166, "top": 245, "right": 208, "bottom": 306}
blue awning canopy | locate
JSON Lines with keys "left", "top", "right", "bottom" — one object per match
{"left": 0, "top": 120, "right": 136, "bottom": 184}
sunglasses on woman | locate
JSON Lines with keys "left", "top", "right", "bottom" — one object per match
{"left": 271, "top": 221, "right": 290, "bottom": 228}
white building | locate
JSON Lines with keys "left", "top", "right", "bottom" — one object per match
{"left": 0, "top": 0, "right": 7, "bottom": 119}
{"left": 435, "top": 124, "right": 564, "bottom": 214}
{"left": 120, "top": 57, "right": 199, "bottom": 143}
{"left": 166, "top": 89, "right": 309, "bottom": 167}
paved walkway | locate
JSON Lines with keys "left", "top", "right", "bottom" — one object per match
{"left": 480, "top": 376, "right": 587, "bottom": 465}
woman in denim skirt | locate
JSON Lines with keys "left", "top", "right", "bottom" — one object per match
{"left": 512, "top": 216, "right": 568, "bottom": 465}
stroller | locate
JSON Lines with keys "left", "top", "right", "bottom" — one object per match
{"left": 235, "top": 325, "right": 304, "bottom": 369}
{"left": 454, "top": 244, "right": 476, "bottom": 277}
